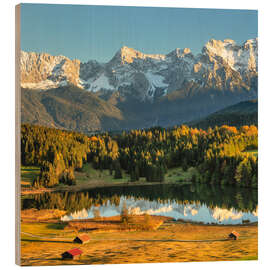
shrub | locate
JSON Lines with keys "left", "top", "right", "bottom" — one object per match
{"left": 120, "top": 202, "right": 132, "bottom": 224}
{"left": 93, "top": 208, "right": 101, "bottom": 219}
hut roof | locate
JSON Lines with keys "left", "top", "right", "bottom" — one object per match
{"left": 231, "top": 231, "right": 240, "bottom": 237}
{"left": 65, "top": 248, "right": 83, "bottom": 256}
{"left": 76, "top": 234, "right": 90, "bottom": 242}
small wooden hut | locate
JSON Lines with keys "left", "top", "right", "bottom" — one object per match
{"left": 73, "top": 234, "right": 90, "bottom": 244}
{"left": 228, "top": 231, "right": 240, "bottom": 240}
{"left": 61, "top": 248, "right": 83, "bottom": 260}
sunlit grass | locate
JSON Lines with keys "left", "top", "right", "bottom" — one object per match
{"left": 75, "top": 163, "right": 131, "bottom": 184}
{"left": 20, "top": 220, "right": 258, "bottom": 266}
{"left": 165, "top": 167, "right": 198, "bottom": 183}
{"left": 21, "top": 163, "right": 198, "bottom": 191}
{"left": 237, "top": 256, "right": 258, "bottom": 261}
{"left": 21, "top": 209, "right": 67, "bottom": 222}
{"left": 76, "top": 163, "right": 197, "bottom": 185}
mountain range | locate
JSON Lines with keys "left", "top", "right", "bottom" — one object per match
{"left": 20, "top": 38, "right": 258, "bottom": 132}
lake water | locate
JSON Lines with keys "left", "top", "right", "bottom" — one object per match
{"left": 22, "top": 183, "right": 258, "bottom": 225}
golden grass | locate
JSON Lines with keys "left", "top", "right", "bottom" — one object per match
{"left": 66, "top": 215, "right": 170, "bottom": 232}
{"left": 20, "top": 218, "right": 258, "bottom": 266}
{"left": 21, "top": 209, "right": 67, "bottom": 223}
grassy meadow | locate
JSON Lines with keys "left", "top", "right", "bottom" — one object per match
{"left": 21, "top": 163, "right": 195, "bottom": 194}
{"left": 21, "top": 166, "right": 40, "bottom": 187}
{"left": 76, "top": 163, "right": 196, "bottom": 185}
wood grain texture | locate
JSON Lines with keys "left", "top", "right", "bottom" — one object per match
{"left": 15, "top": 4, "right": 21, "bottom": 266}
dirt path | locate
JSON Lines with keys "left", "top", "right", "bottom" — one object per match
{"left": 22, "top": 231, "right": 252, "bottom": 243}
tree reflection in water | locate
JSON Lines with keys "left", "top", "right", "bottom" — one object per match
{"left": 22, "top": 183, "right": 257, "bottom": 217}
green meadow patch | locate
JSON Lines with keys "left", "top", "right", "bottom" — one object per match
{"left": 21, "top": 166, "right": 40, "bottom": 185}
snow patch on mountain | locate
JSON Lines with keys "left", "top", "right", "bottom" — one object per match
{"left": 86, "top": 74, "right": 115, "bottom": 92}
{"left": 145, "top": 72, "right": 168, "bottom": 88}
{"left": 144, "top": 72, "right": 169, "bottom": 98}
{"left": 21, "top": 79, "right": 69, "bottom": 90}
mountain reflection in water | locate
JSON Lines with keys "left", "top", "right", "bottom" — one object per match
{"left": 22, "top": 183, "right": 258, "bottom": 225}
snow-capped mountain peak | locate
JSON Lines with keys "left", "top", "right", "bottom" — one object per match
{"left": 202, "top": 38, "right": 258, "bottom": 72}
{"left": 20, "top": 38, "right": 258, "bottom": 102}
{"left": 110, "top": 46, "right": 166, "bottom": 65}
{"left": 20, "top": 50, "right": 82, "bottom": 90}
{"left": 166, "top": 47, "right": 192, "bottom": 59}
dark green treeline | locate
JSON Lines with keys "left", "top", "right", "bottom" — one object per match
{"left": 21, "top": 123, "right": 258, "bottom": 188}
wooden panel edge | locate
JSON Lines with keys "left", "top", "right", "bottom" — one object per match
{"left": 15, "top": 3, "right": 21, "bottom": 266}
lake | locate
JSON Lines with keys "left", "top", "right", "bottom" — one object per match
{"left": 22, "top": 183, "right": 258, "bottom": 225}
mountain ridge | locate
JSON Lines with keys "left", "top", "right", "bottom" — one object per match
{"left": 21, "top": 37, "right": 258, "bottom": 132}
{"left": 21, "top": 37, "right": 258, "bottom": 100}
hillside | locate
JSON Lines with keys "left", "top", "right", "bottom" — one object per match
{"left": 187, "top": 100, "right": 258, "bottom": 129}
{"left": 21, "top": 87, "right": 124, "bottom": 132}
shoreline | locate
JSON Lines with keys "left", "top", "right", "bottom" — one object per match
{"left": 21, "top": 180, "right": 191, "bottom": 195}
{"left": 64, "top": 216, "right": 258, "bottom": 227}
{"left": 21, "top": 210, "right": 258, "bottom": 227}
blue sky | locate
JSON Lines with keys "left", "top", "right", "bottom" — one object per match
{"left": 20, "top": 4, "right": 258, "bottom": 62}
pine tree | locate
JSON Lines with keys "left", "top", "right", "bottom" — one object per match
{"left": 114, "top": 161, "right": 123, "bottom": 179}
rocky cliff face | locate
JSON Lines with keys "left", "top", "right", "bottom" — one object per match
{"left": 109, "top": 46, "right": 166, "bottom": 65}
{"left": 20, "top": 51, "right": 82, "bottom": 90}
{"left": 203, "top": 38, "right": 257, "bottom": 73}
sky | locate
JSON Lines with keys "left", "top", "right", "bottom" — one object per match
{"left": 20, "top": 4, "right": 258, "bottom": 63}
